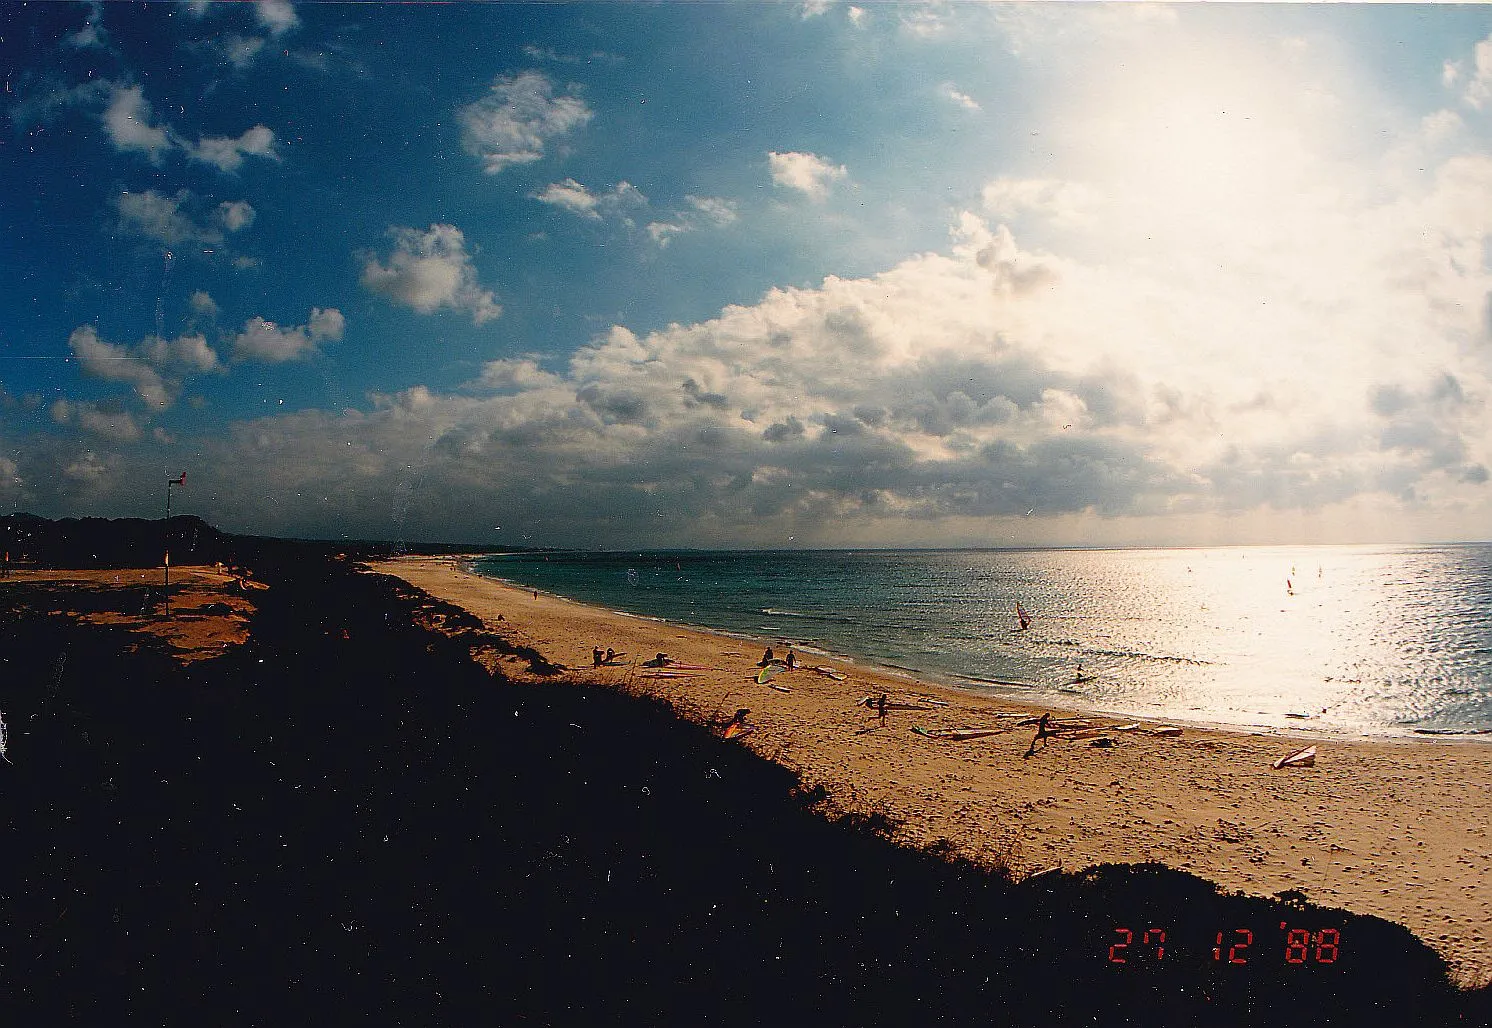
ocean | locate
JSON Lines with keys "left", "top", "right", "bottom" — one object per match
{"left": 471, "top": 544, "right": 1492, "bottom": 738}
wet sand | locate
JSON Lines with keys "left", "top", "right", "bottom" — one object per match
{"left": 382, "top": 554, "right": 1492, "bottom": 987}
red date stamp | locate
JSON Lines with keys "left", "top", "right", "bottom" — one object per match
{"left": 1107, "top": 924, "right": 1340, "bottom": 965}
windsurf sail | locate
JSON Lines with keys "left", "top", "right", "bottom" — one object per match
{"left": 1016, "top": 602, "right": 1032, "bottom": 631}
{"left": 1273, "top": 745, "right": 1316, "bottom": 769}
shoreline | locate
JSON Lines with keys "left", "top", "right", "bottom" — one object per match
{"left": 474, "top": 561, "right": 1487, "bottom": 747}
{"left": 379, "top": 554, "right": 1492, "bottom": 988}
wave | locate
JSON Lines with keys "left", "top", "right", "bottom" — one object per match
{"left": 759, "top": 608, "right": 859, "bottom": 623}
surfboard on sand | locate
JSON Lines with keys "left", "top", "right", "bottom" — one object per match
{"left": 859, "top": 696, "right": 937, "bottom": 711}
{"left": 1273, "top": 745, "right": 1317, "bottom": 769}
{"left": 1149, "top": 726, "right": 1183, "bottom": 737}
{"left": 911, "top": 726, "right": 1002, "bottom": 741}
{"left": 812, "top": 666, "right": 848, "bottom": 681}
{"left": 767, "top": 682, "right": 792, "bottom": 693}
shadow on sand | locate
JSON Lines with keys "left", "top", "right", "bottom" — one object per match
{"left": 1, "top": 530, "right": 1487, "bottom": 1025}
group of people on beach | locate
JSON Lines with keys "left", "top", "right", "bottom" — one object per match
{"left": 757, "top": 646, "right": 796, "bottom": 669}
{"left": 591, "top": 647, "right": 623, "bottom": 666}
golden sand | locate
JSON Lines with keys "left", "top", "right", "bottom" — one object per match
{"left": 382, "top": 554, "right": 1492, "bottom": 987}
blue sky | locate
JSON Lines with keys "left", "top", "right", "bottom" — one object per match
{"left": 3, "top": 1, "right": 1492, "bottom": 548}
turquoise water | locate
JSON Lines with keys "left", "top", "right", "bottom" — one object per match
{"left": 472, "top": 544, "right": 1492, "bottom": 738}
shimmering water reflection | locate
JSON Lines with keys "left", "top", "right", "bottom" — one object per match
{"left": 474, "top": 544, "right": 1492, "bottom": 737}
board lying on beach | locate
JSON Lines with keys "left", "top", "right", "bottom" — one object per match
{"left": 812, "top": 665, "right": 848, "bottom": 681}
{"left": 1273, "top": 744, "right": 1317, "bottom": 769}
{"left": 756, "top": 665, "right": 785, "bottom": 684}
{"left": 911, "top": 726, "right": 1003, "bottom": 741}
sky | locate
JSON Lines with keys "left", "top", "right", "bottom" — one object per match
{"left": 3, "top": 1, "right": 1492, "bottom": 549}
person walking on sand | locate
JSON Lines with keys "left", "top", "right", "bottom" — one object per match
{"left": 1024, "top": 712, "right": 1054, "bottom": 758}
{"left": 785, "top": 648, "right": 797, "bottom": 669}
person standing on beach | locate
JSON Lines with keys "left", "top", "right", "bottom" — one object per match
{"left": 785, "top": 648, "right": 797, "bottom": 669}
{"left": 593, "top": 647, "right": 604, "bottom": 667}
{"left": 1024, "top": 713, "right": 1053, "bottom": 758}
{"left": 877, "top": 692, "right": 888, "bottom": 726}
{"left": 758, "top": 647, "right": 775, "bottom": 667}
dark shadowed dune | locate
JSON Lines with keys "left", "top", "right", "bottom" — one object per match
{"left": 0, "top": 522, "right": 1487, "bottom": 1025}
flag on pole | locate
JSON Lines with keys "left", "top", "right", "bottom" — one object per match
{"left": 169, "top": 473, "right": 186, "bottom": 486}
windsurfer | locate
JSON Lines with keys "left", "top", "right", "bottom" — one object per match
{"left": 1024, "top": 712, "right": 1054, "bottom": 758}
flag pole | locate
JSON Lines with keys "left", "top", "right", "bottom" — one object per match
{"left": 164, "top": 472, "right": 184, "bottom": 618}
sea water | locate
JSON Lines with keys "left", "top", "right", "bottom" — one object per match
{"left": 471, "top": 544, "right": 1492, "bottom": 738}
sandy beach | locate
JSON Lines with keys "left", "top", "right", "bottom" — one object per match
{"left": 381, "top": 554, "right": 1492, "bottom": 987}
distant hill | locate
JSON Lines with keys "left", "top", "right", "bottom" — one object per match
{"left": 0, "top": 514, "right": 230, "bottom": 568}
{"left": 0, "top": 514, "right": 524, "bottom": 568}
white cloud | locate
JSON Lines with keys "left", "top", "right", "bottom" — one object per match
{"left": 220, "top": 34, "right": 269, "bottom": 69}
{"left": 68, "top": 325, "right": 222, "bottom": 408}
{"left": 940, "top": 82, "right": 981, "bottom": 112}
{"left": 532, "top": 179, "right": 646, "bottom": 221}
{"left": 646, "top": 195, "right": 739, "bottom": 246}
{"left": 800, "top": 0, "right": 832, "bottom": 18}
{"left": 102, "top": 85, "right": 172, "bottom": 161}
{"left": 847, "top": 6, "right": 866, "bottom": 27}
{"left": 50, "top": 399, "right": 143, "bottom": 443}
{"left": 189, "top": 124, "right": 279, "bottom": 172}
{"left": 116, "top": 191, "right": 257, "bottom": 248}
{"left": 255, "top": 0, "right": 298, "bottom": 36}
{"left": 360, "top": 224, "right": 502, "bottom": 325}
{"left": 767, "top": 151, "right": 848, "bottom": 200}
{"left": 458, "top": 71, "right": 594, "bottom": 174}
{"left": 981, "top": 177, "right": 1098, "bottom": 226}
{"left": 232, "top": 307, "right": 344, "bottom": 363}
{"left": 116, "top": 189, "right": 219, "bottom": 246}
{"left": 216, "top": 199, "right": 257, "bottom": 232}
{"left": 190, "top": 291, "right": 219, "bottom": 317}
{"left": 99, "top": 83, "right": 278, "bottom": 172}
{"left": 1459, "top": 34, "right": 1492, "bottom": 110}
{"left": 66, "top": 2, "right": 109, "bottom": 49}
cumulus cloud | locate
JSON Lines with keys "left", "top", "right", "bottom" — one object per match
{"left": 232, "top": 307, "right": 344, "bottom": 362}
{"left": 189, "top": 124, "right": 279, "bottom": 172}
{"left": 1446, "top": 33, "right": 1492, "bottom": 109}
{"left": 940, "top": 82, "right": 981, "bottom": 112}
{"left": 981, "top": 177, "right": 1097, "bottom": 226}
{"left": 190, "top": 290, "right": 219, "bottom": 317}
{"left": 66, "top": 1, "right": 110, "bottom": 49}
{"left": 532, "top": 179, "right": 646, "bottom": 221}
{"left": 767, "top": 151, "right": 847, "bottom": 200}
{"left": 360, "top": 224, "right": 502, "bottom": 325}
{"left": 646, "top": 195, "right": 740, "bottom": 246}
{"left": 50, "top": 399, "right": 143, "bottom": 443}
{"left": 255, "top": 0, "right": 298, "bottom": 36}
{"left": 216, "top": 199, "right": 257, "bottom": 232}
{"left": 125, "top": 179, "right": 1489, "bottom": 548}
{"left": 68, "top": 325, "right": 221, "bottom": 409}
{"left": 117, "top": 189, "right": 217, "bottom": 246}
{"left": 115, "top": 191, "right": 257, "bottom": 247}
{"left": 103, "top": 85, "right": 172, "bottom": 161}
{"left": 98, "top": 83, "right": 277, "bottom": 172}
{"left": 458, "top": 71, "right": 593, "bottom": 174}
